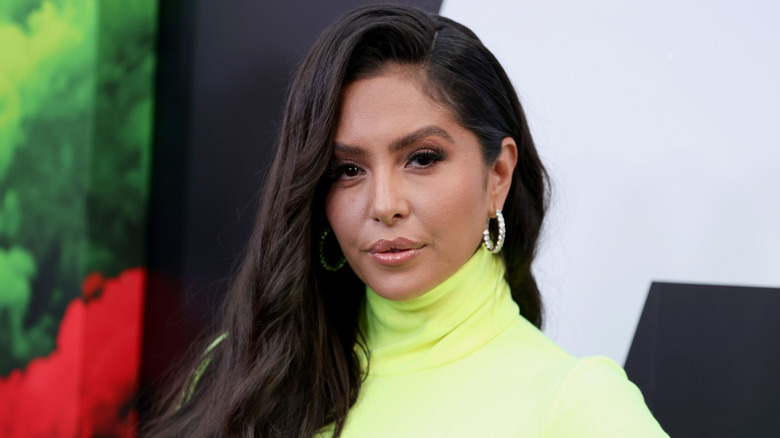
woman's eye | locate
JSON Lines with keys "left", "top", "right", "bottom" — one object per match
{"left": 408, "top": 149, "right": 446, "bottom": 168}
{"left": 343, "top": 165, "right": 361, "bottom": 178}
{"left": 412, "top": 155, "right": 433, "bottom": 167}
{"left": 327, "top": 160, "right": 364, "bottom": 180}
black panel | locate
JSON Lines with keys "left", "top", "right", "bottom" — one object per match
{"left": 142, "top": 0, "right": 442, "bottom": 417}
{"left": 141, "top": 0, "right": 200, "bottom": 416}
{"left": 625, "top": 282, "right": 780, "bottom": 437}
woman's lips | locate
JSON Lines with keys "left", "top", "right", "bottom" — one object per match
{"left": 367, "top": 238, "right": 423, "bottom": 266}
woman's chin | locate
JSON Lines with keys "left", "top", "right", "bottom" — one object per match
{"left": 364, "top": 271, "right": 441, "bottom": 302}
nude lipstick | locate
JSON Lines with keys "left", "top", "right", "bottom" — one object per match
{"left": 367, "top": 237, "right": 423, "bottom": 266}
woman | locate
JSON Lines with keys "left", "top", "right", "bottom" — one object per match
{"left": 148, "top": 4, "right": 668, "bottom": 437}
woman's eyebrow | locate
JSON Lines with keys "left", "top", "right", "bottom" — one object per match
{"left": 332, "top": 143, "right": 366, "bottom": 157}
{"left": 332, "top": 125, "right": 455, "bottom": 157}
{"left": 389, "top": 125, "right": 454, "bottom": 152}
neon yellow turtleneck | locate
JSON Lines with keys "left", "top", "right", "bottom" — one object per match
{"left": 320, "top": 246, "right": 668, "bottom": 437}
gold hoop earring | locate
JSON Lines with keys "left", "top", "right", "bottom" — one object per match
{"left": 482, "top": 209, "right": 506, "bottom": 254}
{"left": 319, "top": 228, "right": 346, "bottom": 271}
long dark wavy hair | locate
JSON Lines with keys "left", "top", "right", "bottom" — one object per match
{"left": 145, "top": 4, "right": 548, "bottom": 437}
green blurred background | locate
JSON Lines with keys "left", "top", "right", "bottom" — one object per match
{"left": 0, "top": 0, "right": 156, "bottom": 375}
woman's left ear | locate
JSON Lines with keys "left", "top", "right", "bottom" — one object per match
{"left": 488, "top": 137, "right": 518, "bottom": 213}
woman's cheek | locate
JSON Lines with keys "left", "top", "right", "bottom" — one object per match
{"left": 327, "top": 190, "right": 360, "bottom": 251}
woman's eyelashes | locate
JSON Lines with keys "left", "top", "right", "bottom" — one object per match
{"left": 328, "top": 159, "right": 364, "bottom": 180}
{"left": 327, "top": 147, "right": 447, "bottom": 180}
{"left": 406, "top": 147, "right": 446, "bottom": 168}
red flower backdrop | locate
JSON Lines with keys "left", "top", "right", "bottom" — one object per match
{"left": 0, "top": 268, "right": 145, "bottom": 437}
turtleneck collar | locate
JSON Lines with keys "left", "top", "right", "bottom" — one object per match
{"left": 361, "top": 245, "right": 519, "bottom": 376}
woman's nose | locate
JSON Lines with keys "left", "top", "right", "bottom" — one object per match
{"left": 369, "top": 170, "right": 408, "bottom": 226}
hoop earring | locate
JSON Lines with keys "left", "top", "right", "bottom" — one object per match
{"left": 482, "top": 209, "right": 506, "bottom": 254}
{"left": 319, "top": 228, "right": 346, "bottom": 271}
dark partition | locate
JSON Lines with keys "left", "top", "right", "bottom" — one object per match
{"left": 625, "top": 282, "right": 780, "bottom": 437}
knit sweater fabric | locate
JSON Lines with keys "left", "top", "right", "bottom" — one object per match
{"left": 319, "top": 246, "right": 668, "bottom": 437}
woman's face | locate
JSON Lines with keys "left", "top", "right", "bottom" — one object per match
{"left": 325, "top": 65, "right": 516, "bottom": 301}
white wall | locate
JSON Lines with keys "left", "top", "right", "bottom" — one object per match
{"left": 441, "top": 0, "right": 780, "bottom": 364}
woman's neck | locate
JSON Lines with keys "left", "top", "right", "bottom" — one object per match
{"left": 361, "top": 246, "right": 519, "bottom": 376}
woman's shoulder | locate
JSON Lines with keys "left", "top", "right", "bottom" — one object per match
{"left": 178, "top": 333, "right": 228, "bottom": 408}
{"left": 539, "top": 355, "right": 669, "bottom": 437}
{"left": 488, "top": 319, "right": 669, "bottom": 437}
